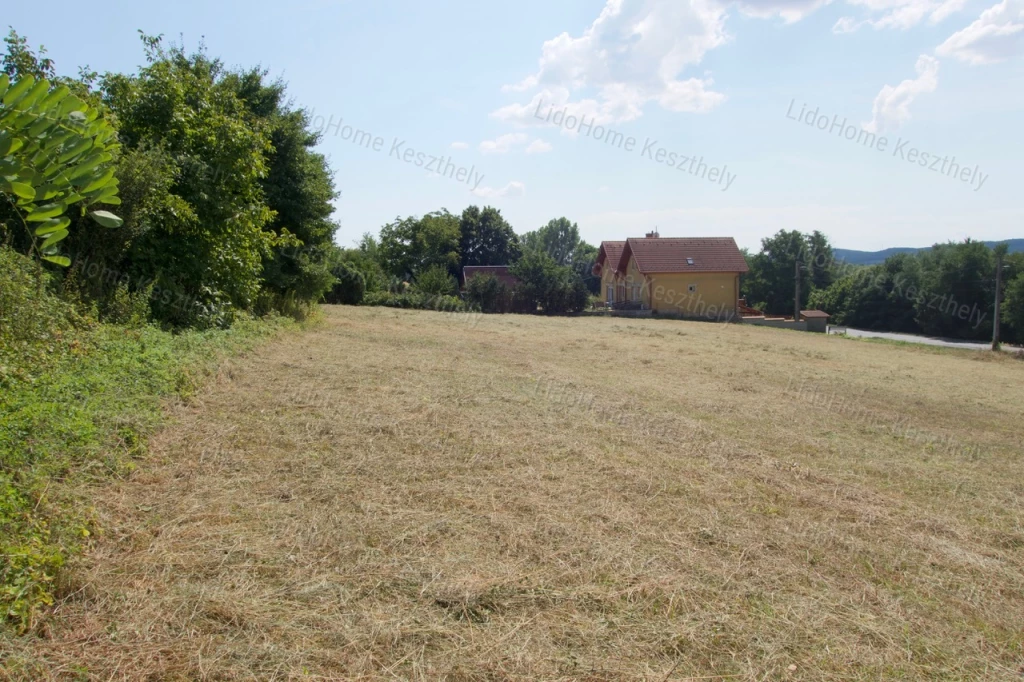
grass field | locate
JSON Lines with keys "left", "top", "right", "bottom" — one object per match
{"left": 3, "top": 305, "right": 1023, "bottom": 680}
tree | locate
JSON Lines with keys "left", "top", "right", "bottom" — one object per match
{"left": 459, "top": 205, "right": 520, "bottom": 269}
{"left": 742, "top": 230, "right": 836, "bottom": 315}
{"left": 225, "top": 68, "right": 339, "bottom": 307}
{"left": 510, "top": 249, "right": 588, "bottom": 314}
{"left": 324, "top": 257, "right": 365, "bottom": 305}
{"left": 521, "top": 217, "right": 581, "bottom": 266}
{"left": 1004, "top": 273, "right": 1024, "bottom": 344}
{"left": 100, "top": 35, "right": 282, "bottom": 324}
{"left": 914, "top": 240, "right": 993, "bottom": 340}
{"left": 414, "top": 263, "right": 457, "bottom": 296}
{"left": 378, "top": 210, "right": 460, "bottom": 280}
{"left": 571, "top": 241, "right": 600, "bottom": 294}
{"left": 465, "top": 273, "right": 513, "bottom": 313}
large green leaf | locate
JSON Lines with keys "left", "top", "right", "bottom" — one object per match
{"left": 89, "top": 210, "right": 123, "bottom": 228}
{"left": 40, "top": 229, "right": 69, "bottom": 250}
{"left": 25, "top": 203, "right": 66, "bottom": 222}
{"left": 34, "top": 217, "right": 71, "bottom": 236}
{"left": 2, "top": 76, "right": 34, "bottom": 106}
{"left": 41, "top": 254, "right": 71, "bottom": 267}
{"left": 6, "top": 181, "right": 35, "bottom": 200}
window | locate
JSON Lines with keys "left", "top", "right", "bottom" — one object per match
{"left": 686, "top": 258, "right": 694, "bottom": 266}
{"left": 607, "top": 285, "right": 614, "bottom": 303}
{"left": 688, "top": 284, "right": 698, "bottom": 294}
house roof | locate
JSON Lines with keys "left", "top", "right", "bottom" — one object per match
{"left": 801, "top": 310, "right": 830, "bottom": 319}
{"left": 462, "top": 265, "right": 519, "bottom": 288}
{"left": 617, "top": 237, "right": 749, "bottom": 275}
{"left": 593, "top": 241, "right": 626, "bottom": 276}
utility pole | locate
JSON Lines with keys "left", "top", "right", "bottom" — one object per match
{"left": 993, "top": 243, "right": 1009, "bottom": 351}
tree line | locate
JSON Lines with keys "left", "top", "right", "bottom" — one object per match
{"left": 742, "top": 230, "right": 1024, "bottom": 344}
{"left": 332, "top": 211, "right": 599, "bottom": 315}
{"left": 1, "top": 30, "right": 604, "bottom": 325}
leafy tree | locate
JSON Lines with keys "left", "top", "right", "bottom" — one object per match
{"left": 414, "top": 263, "right": 457, "bottom": 297}
{"left": 324, "top": 257, "right": 365, "bottom": 305}
{"left": 510, "top": 249, "right": 588, "bottom": 314}
{"left": 464, "top": 273, "right": 513, "bottom": 313}
{"left": 520, "top": 217, "right": 581, "bottom": 266}
{"left": 378, "top": 209, "right": 460, "bottom": 280}
{"left": 459, "top": 205, "right": 520, "bottom": 268}
{"left": 571, "top": 241, "right": 600, "bottom": 294}
{"left": 742, "top": 230, "right": 836, "bottom": 315}
{"left": 100, "top": 35, "right": 282, "bottom": 324}
{"left": 1004, "top": 273, "right": 1024, "bottom": 344}
{"left": 913, "top": 240, "right": 993, "bottom": 339}
{"left": 225, "top": 68, "right": 339, "bottom": 307}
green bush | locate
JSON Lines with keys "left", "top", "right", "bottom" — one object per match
{"left": 362, "top": 291, "right": 466, "bottom": 312}
{"left": 414, "top": 264, "right": 457, "bottom": 297}
{"left": 464, "top": 273, "right": 514, "bottom": 314}
{"left": 324, "top": 259, "right": 366, "bottom": 305}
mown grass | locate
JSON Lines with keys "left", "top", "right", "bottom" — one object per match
{"left": 0, "top": 248, "right": 290, "bottom": 630}
{"left": 3, "top": 305, "right": 1023, "bottom": 680}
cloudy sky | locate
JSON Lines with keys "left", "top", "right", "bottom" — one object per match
{"left": 9, "top": 0, "right": 1023, "bottom": 250}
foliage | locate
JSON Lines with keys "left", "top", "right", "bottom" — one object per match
{"left": 362, "top": 290, "right": 466, "bottom": 313}
{"left": 459, "top": 205, "right": 520, "bottom": 269}
{"left": 414, "top": 263, "right": 457, "bottom": 297}
{"left": 100, "top": 35, "right": 281, "bottom": 325}
{"left": 808, "top": 241, "right": 1024, "bottom": 343}
{"left": 571, "top": 241, "right": 600, "bottom": 294}
{"left": 742, "top": 230, "right": 834, "bottom": 315}
{"left": 0, "top": 73, "right": 123, "bottom": 271}
{"left": 226, "top": 70, "right": 339, "bottom": 309}
{"left": 510, "top": 250, "right": 589, "bottom": 315}
{"left": 1004, "top": 273, "right": 1024, "bottom": 340}
{"left": 520, "top": 217, "right": 580, "bottom": 266}
{"left": 324, "top": 257, "right": 365, "bottom": 305}
{"left": 378, "top": 210, "right": 461, "bottom": 280}
{"left": 464, "top": 273, "right": 515, "bottom": 314}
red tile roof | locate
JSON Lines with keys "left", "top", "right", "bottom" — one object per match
{"left": 462, "top": 265, "right": 519, "bottom": 288}
{"left": 598, "top": 240, "right": 626, "bottom": 274}
{"left": 616, "top": 237, "right": 749, "bottom": 274}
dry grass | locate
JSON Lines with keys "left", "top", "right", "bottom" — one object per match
{"left": 3, "top": 306, "right": 1023, "bottom": 680}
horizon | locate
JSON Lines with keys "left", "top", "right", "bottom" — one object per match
{"left": 7, "top": 0, "right": 1022, "bottom": 253}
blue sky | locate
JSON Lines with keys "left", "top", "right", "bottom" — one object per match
{"left": 8, "top": 0, "right": 1023, "bottom": 251}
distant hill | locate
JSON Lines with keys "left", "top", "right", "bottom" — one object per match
{"left": 835, "top": 240, "right": 1024, "bottom": 266}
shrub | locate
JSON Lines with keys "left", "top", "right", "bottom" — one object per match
{"left": 509, "top": 251, "right": 589, "bottom": 315}
{"left": 362, "top": 291, "right": 466, "bottom": 313}
{"left": 324, "top": 260, "right": 366, "bottom": 306}
{"left": 414, "top": 264, "right": 457, "bottom": 297}
{"left": 465, "top": 274, "right": 513, "bottom": 314}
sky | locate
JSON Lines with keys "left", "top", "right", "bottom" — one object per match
{"left": 7, "top": 0, "right": 1023, "bottom": 252}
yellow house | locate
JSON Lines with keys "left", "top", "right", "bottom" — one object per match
{"left": 594, "top": 234, "right": 749, "bottom": 320}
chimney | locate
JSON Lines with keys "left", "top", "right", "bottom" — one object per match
{"left": 645, "top": 229, "right": 660, "bottom": 238}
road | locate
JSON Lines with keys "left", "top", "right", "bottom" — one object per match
{"left": 840, "top": 327, "right": 996, "bottom": 350}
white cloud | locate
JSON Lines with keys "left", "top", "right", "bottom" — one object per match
{"left": 734, "top": 0, "right": 832, "bottom": 23}
{"left": 525, "top": 139, "right": 553, "bottom": 154}
{"left": 863, "top": 54, "right": 939, "bottom": 133}
{"left": 599, "top": 185, "right": 611, "bottom": 192}
{"left": 937, "top": 0, "right": 1024, "bottom": 64}
{"left": 479, "top": 133, "right": 529, "bottom": 154}
{"left": 492, "top": 0, "right": 731, "bottom": 128}
{"left": 472, "top": 181, "right": 527, "bottom": 198}
{"left": 450, "top": 141, "right": 469, "bottom": 150}
{"left": 833, "top": 0, "right": 967, "bottom": 32}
